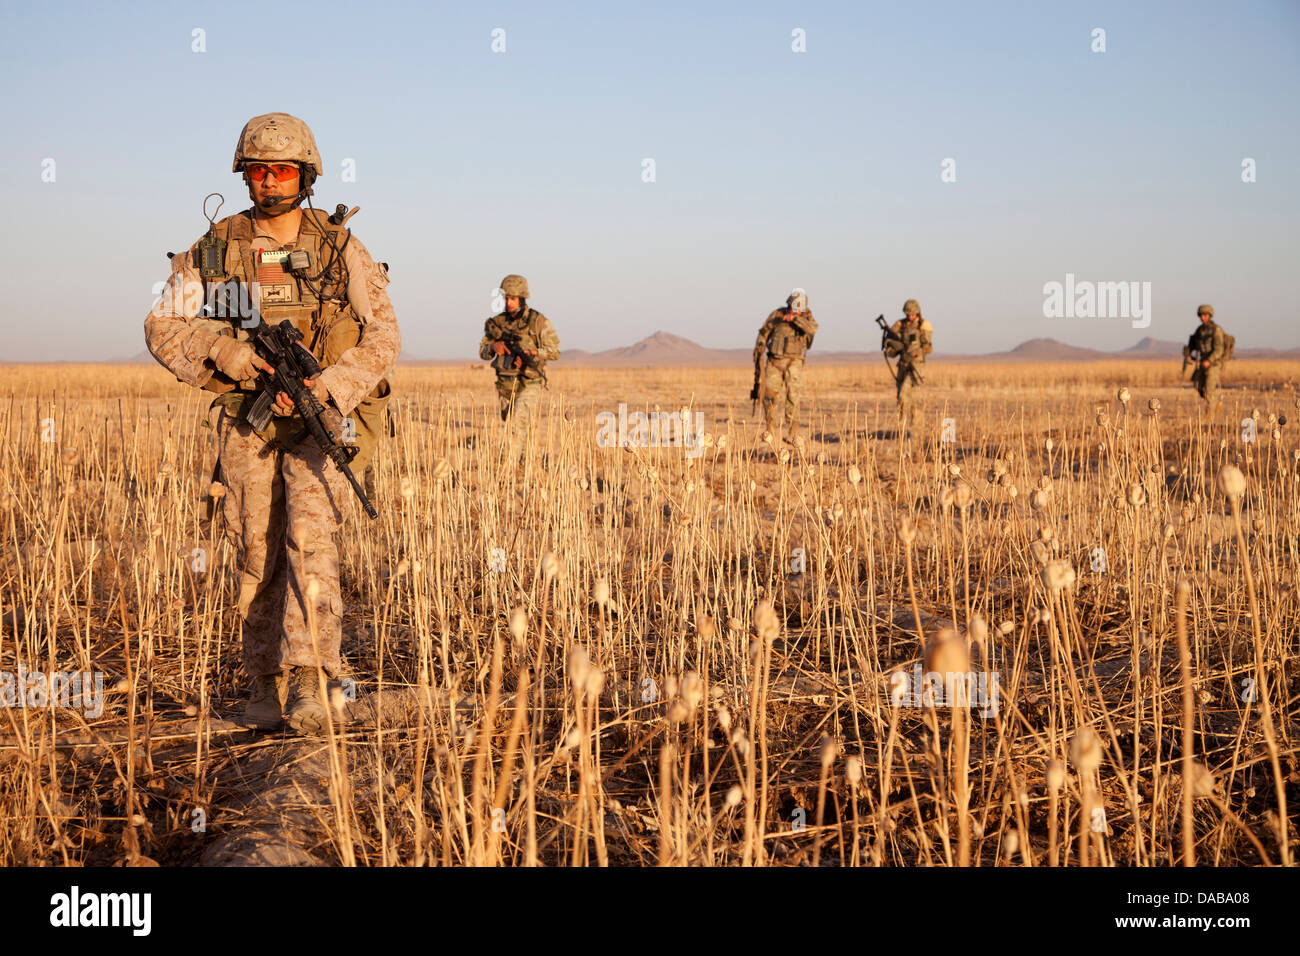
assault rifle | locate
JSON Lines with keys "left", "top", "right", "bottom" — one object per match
{"left": 501, "top": 331, "right": 547, "bottom": 385}
{"left": 243, "top": 318, "right": 379, "bottom": 520}
{"left": 874, "top": 313, "right": 922, "bottom": 386}
{"left": 1181, "top": 330, "right": 1202, "bottom": 380}
{"left": 750, "top": 349, "right": 766, "bottom": 415}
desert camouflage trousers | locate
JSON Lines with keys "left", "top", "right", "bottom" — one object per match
{"left": 1192, "top": 365, "right": 1222, "bottom": 408}
{"left": 762, "top": 357, "right": 803, "bottom": 432}
{"left": 495, "top": 375, "right": 544, "bottom": 456}
{"left": 896, "top": 361, "right": 924, "bottom": 425}
{"left": 215, "top": 407, "right": 350, "bottom": 678}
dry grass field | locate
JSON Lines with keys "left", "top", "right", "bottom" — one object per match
{"left": 0, "top": 358, "right": 1297, "bottom": 867}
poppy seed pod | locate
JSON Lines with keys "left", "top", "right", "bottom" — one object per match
{"left": 1217, "top": 465, "right": 1246, "bottom": 498}
{"left": 1041, "top": 560, "right": 1076, "bottom": 594}
{"left": 897, "top": 517, "right": 917, "bottom": 544}
{"left": 1046, "top": 760, "right": 1065, "bottom": 791}
{"left": 1070, "top": 727, "right": 1102, "bottom": 774}
{"left": 754, "top": 601, "right": 780, "bottom": 643}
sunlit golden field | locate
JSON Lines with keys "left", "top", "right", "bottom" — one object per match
{"left": 0, "top": 358, "right": 1297, "bottom": 866}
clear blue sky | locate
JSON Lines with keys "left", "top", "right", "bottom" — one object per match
{"left": 2, "top": 0, "right": 1297, "bottom": 360}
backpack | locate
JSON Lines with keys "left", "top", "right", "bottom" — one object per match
{"left": 1222, "top": 332, "right": 1235, "bottom": 362}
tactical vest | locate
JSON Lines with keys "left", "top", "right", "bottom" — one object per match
{"left": 890, "top": 319, "right": 931, "bottom": 362}
{"left": 1193, "top": 322, "right": 1217, "bottom": 355}
{"left": 1193, "top": 321, "right": 1233, "bottom": 363}
{"left": 766, "top": 312, "right": 815, "bottom": 360}
{"left": 193, "top": 208, "right": 391, "bottom": 475}
{"left": 486, "top": 308, "right": 548, "bottom": 380}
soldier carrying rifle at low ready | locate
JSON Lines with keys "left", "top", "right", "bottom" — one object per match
{"left": 144, "top": 113, "right": 401, "bottom": 734}
{"left": 480, "top": 274, "right": 561, "bottom": 460}
{"left": 878, "top": 299, "right": 932, "bottom": 437}
{"left": 1182, "top": 303, "right": 1233, "bottom": 411}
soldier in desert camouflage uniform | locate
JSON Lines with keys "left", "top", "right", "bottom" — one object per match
{"left": 144, "top": 113, "right": 400, "bottom": 734}
{"left": 885, "top": 299, "right": 933, "bottom": 433}
{"left": 1184, "top": 304, "right": 1228, "bottom": 410}
{"left": 480, "top": 274, "right": 561, "bottom": 453}
{"left": 753, "top": 289, "right": 818, "bottom": 444}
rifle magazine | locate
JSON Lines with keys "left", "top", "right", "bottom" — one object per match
{"left": 246, "top": 391, "right": 275, "bottom": 431}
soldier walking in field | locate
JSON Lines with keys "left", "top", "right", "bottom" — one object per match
{"left": 144, "top": 113, "right": 400, "bottom": 734}
{"left": 480, "top": 274, "right": 561, "bottom": 454}
{"left": 883, "top": 299, "right": 932, "bottom": 435}
{"left": 752, "top": 289, "right": 818, "bottom": 445}
{"left": 1183, "top": 304, "right": 1231, "bottom": 410}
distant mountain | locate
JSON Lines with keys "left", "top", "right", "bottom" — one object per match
{"left": 996, "top": 338, "right": 1109, "bottom": 360}
{"left": 1123, "top": 337, "right": 1185, "bottom": 357}
{"left": 560, "top": 331, "right": 753, "bottom": 365}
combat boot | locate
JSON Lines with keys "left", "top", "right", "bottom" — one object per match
{"left": 285, "top": 666, "right": 327, "bottom": 735}
{"left": 243, "top": 673, "right": 283, "bottom": 730}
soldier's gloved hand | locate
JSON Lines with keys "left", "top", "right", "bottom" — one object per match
{"left": 320, "top": 406, "right": 347, "bottom": 442}
{"left": 492, "top": 341, "right": 509, "bottom": 356}
{"left": 208, "top": 337, "right": 268, "bottom": 381}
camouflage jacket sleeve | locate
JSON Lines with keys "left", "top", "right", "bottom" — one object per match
{"left": 532, "top": 312, "right": 561, "bottom": 361}
{"left": 884, "top": 319, "right": 905, "bottom": 357}
{"left": 479, "top": 316, "right": 502, "bottom": 361}
{"left": 315, "top": 235, "right": 402, "bottom": 418}
{"left": 754, "top": 311, "right": 782, "bottom": 359}
{"left": 919, "top": 319, "right": 934, "bottom": 358}
{"left": 798, "top": 311, "right": 816, "bottom": 351}
{"left": 143, "top": 237, "right": 222, "bottom": 388}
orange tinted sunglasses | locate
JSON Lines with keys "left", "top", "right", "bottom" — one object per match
{"left": 246, "top": 162, "right": 300, "bottom": 182}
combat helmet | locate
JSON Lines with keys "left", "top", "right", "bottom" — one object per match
{"left": 903, "top": 299, "right": 921, "bottom": 316}
{"left": 1197, "top": 304, "right": 1214, "bottom": 318}
{"left": 500, "top": 274, "right": 530, "bottom": 299}
{"left": 234, "top": 113, "right": 321, "bottom": 215}
{"left": 787, "top": 288, "right": 808, "bottom": 312}
{"left": 234, "top": 113, "right": 322, "bottom": 176}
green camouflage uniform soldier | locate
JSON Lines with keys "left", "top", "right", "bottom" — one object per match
{"left": 753, "top": 289, "right": 818, "bottom": 443}
{"left": 885, "top": 299, "right": 933, "bottom": 430}
{"left": 1185, "top": 304, "right": 1227, "bottom": 409}
{"left": 479, "top": 274, "right": 560, "bottom": 449}
{"left": 144, "top": 113, "right": 401, "bottom": 734}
